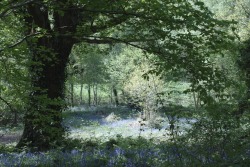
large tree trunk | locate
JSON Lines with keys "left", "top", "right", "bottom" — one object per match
{"left": 16, "top": 2, "right": 79, "bottom": 151}
{"left": 17, "top": 36, "right": 74, "bottom": 151}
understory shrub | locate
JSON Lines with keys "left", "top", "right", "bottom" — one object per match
{"left": 105, "top": 112, "right": 121, "bottom": 123}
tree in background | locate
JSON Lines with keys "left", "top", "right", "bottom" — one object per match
{"left": 105, "top": 45, "right": 144, "bottom": 106}
{"left": 237, "top": 40, "right": 250, "bottom": 117}
{"left": 71, "top": 44, "right": 109, "bottom": 106}
{"left": 204, "top": 0, "right": 250, "bottom": 117}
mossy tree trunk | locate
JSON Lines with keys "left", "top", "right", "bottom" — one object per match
{"left": 17, "top": 3, "right": 79, "bottom": 151}
{"left": 17, "top": 36, "right": 74, "bottom": 151}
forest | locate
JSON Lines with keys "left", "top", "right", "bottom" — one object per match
{"left": 0, "top": 0, "right": 250, "bottom": 166}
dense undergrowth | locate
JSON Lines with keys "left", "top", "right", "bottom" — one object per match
{"left": 0, "top": 105, "right": 250, "bottom": 166}
{"left": 0, "top": 135, "right": 249, "bottom": 166}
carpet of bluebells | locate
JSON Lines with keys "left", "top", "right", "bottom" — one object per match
{"left": 0, "top": 148, "right": 170, "bottom": 167}
{"left": 0, "top": 144, "right": 249, "bottom": 166}
{"left": 0, "top": 106, "right": 249, "bottom": 166}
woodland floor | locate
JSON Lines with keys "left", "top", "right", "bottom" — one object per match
{"left": 0, "top": 105, "right": 195, "bottom": 145}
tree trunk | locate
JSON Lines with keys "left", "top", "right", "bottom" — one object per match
{"left": 17, "top": 35, "right": 74, "bottom": 151}
{"left": 15, "top": 2, "right": 81, "bottom": 151}
{"left": 70, "top": 82, "right": 74, "bottom": 106}
{"left": 95, "top": 84, "right": 98, "bottom": 105}
{"left": 113, "top": 86, "right": 119, "bottom": 106}
{"left": 93, "top": 83, "right": 98, "bottom": 105}
{"left": 80, "top": 83, "right": 84, "bottom": 105}
{"left": 193, "top": 91, "right": 200, "bottom": 110}
{"left": 88, "top": 84, "right": 91, "bottom": 106}
{"left": 110, "top": 86, "right": 113, "bottom": 104}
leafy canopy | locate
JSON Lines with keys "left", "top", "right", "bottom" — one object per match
{"left": 0, "top": 0, "right": 236, "bottom": 104}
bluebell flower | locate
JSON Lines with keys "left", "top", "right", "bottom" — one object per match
{"left": 71, "top": 149, "right": 79, "bottom": 155}
{"left": 114, "top": 147, "right": 124, "bottom": 156}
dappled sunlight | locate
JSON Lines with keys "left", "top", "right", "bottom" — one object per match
{"left": 62, "top": 105, "right": 197, "bottom": 143}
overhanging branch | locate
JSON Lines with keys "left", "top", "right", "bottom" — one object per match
{"left": 81, "top": 8, "right": 163, "bottom": 21}
{"left": 81, "top": 36, "right": 160, "bottom": 54}
{"left": 0, "top": 96, "right": 16, "bottom": 114}
{"left": 0, "top": 32, "right": 40, "bottom": 53}
{"left": 90, "top": 15, "right": 129, "bottom": 33}
{"left": 0, "top": 0, "right": 35, "bottom": 19}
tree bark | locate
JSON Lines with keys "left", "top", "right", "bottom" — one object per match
{"left": 80, "top": 83, "right": 83, "bottom": 105}
{"left": 70, "top": 82, "right": 74, "bottom": 106}
{"left": 93, "top": 83, "right": 98, "bottom": 105}
{"left": 0, "top": 96, "right": 18, "bottom": 125}
{"left": 17, "top": 35, "right": 74, "bottom": 151}
{"left": 16, "top": 2, "right": 79, "bottom": 151}
{"left": 113, "top": 86, "right": 119, "bottom": 106}
{"left": 88, "top": 84, "right": 91, "bottom": 106}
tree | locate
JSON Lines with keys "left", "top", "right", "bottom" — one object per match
{"left": 72, "top": 44, "right": 109, "bottom": 106}
{"left": 203, "top": 0, "right": 250, "bottom": 40}
{"left": 237, "top": 40, "right": 250, "bottom": 117}
{"left": 106, "top": 44, "right": 143, "bottom": 106}
{"left": 0, "top": 0, "right": 235, "bottom": 150}
{"left": 66, "top": 53, "right": 80, "bottom": 106}
{"left": 0, "top": 12, "right": 29, "bottom": 126}
{"left": 204, "top": 0, "right": 250, "bottom": 116}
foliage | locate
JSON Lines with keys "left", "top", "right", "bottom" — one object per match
{"left": 0, "top": 14, "right": 29, "bottom": 125}
{"left": 203, "top": 0, "right": 250, "bottom": 40}
{"left": 0, "top": 104, "right": 249, "bottom": 166}
{"left": 70, "top": 44, "right": 109, "bottom": 85}
{"left": 180, "top": 105, "right": 250, "bottom": 166}
{"left": 0, "top": 133, "right": 249, "bottom": 166}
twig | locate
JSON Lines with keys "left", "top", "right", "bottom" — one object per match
{"left": 0, "top": 0, "right": 35, "bottom": 19}
{"left": 0, "top": 96, "right": 16, "bottom": 114}
{"left": 80, "top": 36, "right": 160, "bottom": 55}
{"left": 240, "top": 3, "right": 250, "bottom": 18}
{"left": 0, "top": 32, "right": 40, "bottom": 53}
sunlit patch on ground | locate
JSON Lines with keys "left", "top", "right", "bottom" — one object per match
{"left": 63, "top": 106, "right": 196, "bottom": 143}
{"left": 0, "top": 128, "right": 22, "bottom": 146}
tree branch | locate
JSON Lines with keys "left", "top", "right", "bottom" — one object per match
{"left": 0, "top": 0, "right": 35, "bottom": 19}
{"left": 0, "top": 32, "right": 40, "bottom": 53}
{"left": 0, "top": 96, "right": 16, "bottom": 114}
{"left": 90, "top": 15, "right": 129, "bottom": 33}
{"left": 81, "top": 35, "right": 153, "bottom": 43}
{"left": 26, "top": 1, "right": 51, "bottom": 30}
{"left": 240, "top": 3, "right": 250, "bottom": 18}
{"left": 80, "top": 8, "right": 162, "bottom": 21}
{"left": 81, "top": 36, "right": 159, "bottom": 54}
